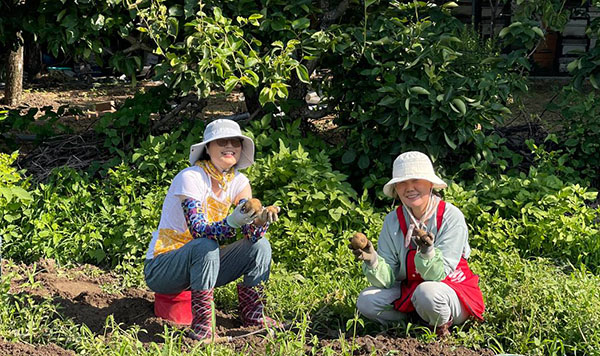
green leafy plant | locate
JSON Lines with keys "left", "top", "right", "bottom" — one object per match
{"left": 94, "top": 85, "right": 173, "bottom": 152}
{"left": 136, "top": 1, "right": 309, "bottom": 105}
{"left": 546, "top": 87, "right": 600, "bottom": 182}
{"left": 329, "top": 2, "right": 524, "bottom": 191}
{"left": 0, "top": 106, "right": 76, "bottom": 146}
{"left": 447, "top": 154, "right": 600, "bottom": 271}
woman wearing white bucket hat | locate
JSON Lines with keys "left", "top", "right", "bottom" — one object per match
{"left": 350, "top": 151, "right": 484, "bottom": 337}
{"left": 144, "top": 119, "right": 281, "bottom": 341}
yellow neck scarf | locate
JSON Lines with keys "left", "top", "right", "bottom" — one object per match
{"left": 196, "top": 160, "right": 235, "bottom": 192}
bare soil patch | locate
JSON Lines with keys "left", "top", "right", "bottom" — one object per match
{"left": 0, "top": 339, "right": 74, "bottom": 356}
{"left": 4, "top": 259, "right": 493, "bottom": 355}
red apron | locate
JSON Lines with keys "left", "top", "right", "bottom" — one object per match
{"left": 391, "top": 201, "right": 485, "bottom": 321}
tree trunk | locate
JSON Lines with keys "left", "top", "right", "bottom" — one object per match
{"left": 4, "top": 32, "right": 24, "bottom": 106}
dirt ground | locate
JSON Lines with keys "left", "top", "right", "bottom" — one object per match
{"left": 0, "top": 75, "right": 246, "bottom": 134}
{"left": 2, "top": 260, "right": 494, "bottom": 356}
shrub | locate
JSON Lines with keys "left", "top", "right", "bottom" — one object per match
{"left": 547, "top": 87, "right": 600, "bottom": 183}
{"left": 467, "top": 251, "right": 600, "bottom": 356}
{"left": 0, "top": 152, "right": 33, "bottom": 261}
{"left": 247, "top": 133, "right": 384, "bottom": 276}
{"left": 446, "top": 165, "right": 600, "bottom": 272}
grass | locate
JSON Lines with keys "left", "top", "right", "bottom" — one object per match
{"left": 2, "top": 250, "right": 600, "bottom": 355}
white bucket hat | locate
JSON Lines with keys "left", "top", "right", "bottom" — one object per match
{"left": 189, "top": 119, "right": 255, "bottom": 169}
{"left": 382, "top": 151, "right": 447, "bottom": 198}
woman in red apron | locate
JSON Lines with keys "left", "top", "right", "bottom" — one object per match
{"left": 350, "top": 151, "right": 484, "bottom": 337}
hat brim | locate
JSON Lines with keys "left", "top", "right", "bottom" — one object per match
{"left": 383, "top": 175, "right": 447, "bottom": 198}
{"left": 189, "top": 135, "right": 255, "bottom": 169}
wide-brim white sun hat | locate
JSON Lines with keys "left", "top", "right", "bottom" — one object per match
{"left": 189, "top": 119, "right": 255, "bottom": 169}
{"left": 383, "top": 151, "right": 447, "bottom": 198}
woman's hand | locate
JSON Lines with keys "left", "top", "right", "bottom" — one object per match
{"left": 253, "top": 205, "right": 281, "bottom": 226}
{"left": 227, "top": 201, "right": 258, "bottom": 228}
{"left": 348, "top": 239, "right": 378, "bottom": 267}
{"left": 413, "top": 228, "right": 435, "bottom": 258}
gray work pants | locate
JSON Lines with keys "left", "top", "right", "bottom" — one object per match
{"left": 356, "top": 281, "right": 470, "bottom": 326}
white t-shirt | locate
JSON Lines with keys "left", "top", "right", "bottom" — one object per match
{"left": 145, "top": 165, "right": 249, "bottom": 259}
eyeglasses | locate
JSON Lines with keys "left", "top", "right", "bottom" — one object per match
{"left": 214, "top": 138, "right": 242, "bottom": 147}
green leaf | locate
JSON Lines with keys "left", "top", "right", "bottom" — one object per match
{"left": 4, "top": 214, "right": 18, "bottom": 222}
{"left": 224, "top": 76, "right": 239, "bottom": 92}
{"left": 57, "top": 9, "right": 67, "bottom": 22}
{"left": 444, "top": 132, "right": 457, "bottom": 150}
{"left": 168, "top": 4, "right": 184, "bottom": 17}
{"left": 342, "top": 150, "right": 356, "bottom": 164}
{"left": 452, "top": 98, "right": 466, "bottom": 115}
{"left": 90, "top": 14, "right": 105, "bottom": 31}
{"left": 295, "top": 65, "right": 310, "bottom": 83}
{"left": 498, "top": 27, "right": 510, "bottom": 38}
{"left": 329, "top": 208, "right": 342, "bottom": 222}
{"left": 259, "top": 87, "right": 271, "bottom": 106}
{"left": 442, "top": 1, "right": 459, "bottom": 8}
{"left": 532, "top": 26, "right": 544, "bottom": 38}
{"left": 409, "top": 86, "right": 430, "bottom": 95}
{"left": 358, "top": 154, "right": 370, "bottom": 169}
{"left": 566, "top": 59, "right": 579, "bottom": 73}
{"left": 590, "top": 73, "right": 600, "bottom": 90}
{"left": 11, "top": 187, "right": 32, "bottom": 201}
{"left": 291, "top": 18, "right": 310, "bottom": 30}
{"left": 0, "top": 187, "right": 13, "bottom": 201}
{"left": 378, "top": 96, "right": 398, "bottom": 106}
{"left": 167, "top": 17, "right": 179, "bottom": 37}
{"left": 249, "top": 13, "right": 263, "bottom": 26}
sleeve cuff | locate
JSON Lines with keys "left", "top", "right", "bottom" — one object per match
{"left": 364, "top": 254, "right": 381, "bottom": 270}
{"left": 419, "top": 248, "right": 436, "bottom": 260}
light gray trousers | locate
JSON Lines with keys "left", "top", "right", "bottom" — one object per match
{"left": 356, "top": 281, "right": 469, "bottom": 326}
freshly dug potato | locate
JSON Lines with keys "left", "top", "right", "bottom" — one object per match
{"left": 413, "top": 228, "right": 428, "bottom": 238}
{"left": 350, "top": 232, "right": 368, "bottom": 250}
{"left": 242, "top": 198, "right": 263, "bottom": 215}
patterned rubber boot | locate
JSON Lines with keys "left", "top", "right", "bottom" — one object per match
{"left": 237, "top": 283, "right": 281, "bottom": 328}
{"left": 190, "top": 289, "right": 216, "bottom": 341}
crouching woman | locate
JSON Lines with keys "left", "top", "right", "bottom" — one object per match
{"left": 350, "top": 151, "right": 484, "bottom": 337}
{"left": 144, "top": 119, "right": 281, "bottom": 341}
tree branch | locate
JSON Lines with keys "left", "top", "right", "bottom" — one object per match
{"left": 123, "top": 35, "right": 154, "bottom": 54}
{"left": 320, "top": 0, "right": 350, "bottom": 29}
{"left": 151, "top": 94, "right": 204, "bottom": 131}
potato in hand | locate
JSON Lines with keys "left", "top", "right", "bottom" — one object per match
{"left": 241, "top": 198, "right": 263, "bottom": 216}
{"left": 350, "top": 232, "right": 368, "bottom": 250}
{"left": 254, "top": 205, "right": 281, "bottom": 226}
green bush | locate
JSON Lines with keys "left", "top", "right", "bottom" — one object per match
{"left": 247, "top": 131, "right": 384, "bottom": 276}
{"left": 468, "top": 251, "right": 600, "bottom": 356}
{"left": 330, "top": 3, "right": 523, "bottom": 191}
{"left": 0, "top": 152, "right": 33, "bottom": 260}
{"left": 547, "top": 88, "right": 600, "bottom": 183}
{"left": 446, "top": 165, "right": 600, "bottom": 271}
{"left": 94, "top": 85, "right": 173, "bottom": 153}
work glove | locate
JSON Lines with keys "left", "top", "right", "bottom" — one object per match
{"left": 254, "top": 205, "right": 281, "bottom": 226}
{"left": 413, "top": 228, "right": 435, "bottom": 259}
{"left": 227, "top": 201, "right": 258, "bottom": 228}
{"left": 348, "top": 239, "right": 378, "bottom": 268}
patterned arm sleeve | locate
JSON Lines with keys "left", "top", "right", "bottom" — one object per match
{"left": 241, "top": 222, "right": 269, "bottom": 243}
{"left": 181, "top": 198, "right": 237, "bottom": 243}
